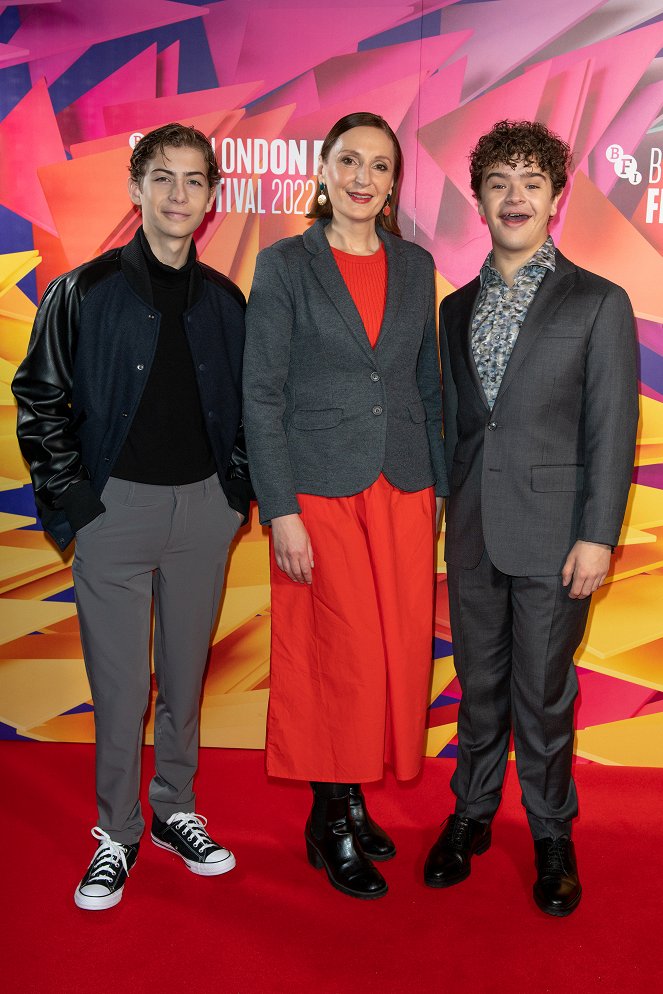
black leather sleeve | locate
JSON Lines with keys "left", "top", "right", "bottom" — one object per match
{"left": 12, "top": 273, "right": 102, "bottom": 525}
{"left": 225, "top": 419, "right": 255, "bottom": 524}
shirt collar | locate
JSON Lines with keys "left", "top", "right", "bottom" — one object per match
{"left": 480, "top": 236, "right": 556, "bottom": 287}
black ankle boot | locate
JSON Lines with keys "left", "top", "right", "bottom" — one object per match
{"left": 348, "top": 784, "right": 396, "bottom": 861}
{"left": 305, "top": 793, "right": 388, "bottom": 900}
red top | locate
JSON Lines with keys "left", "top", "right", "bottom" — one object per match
{"left": 331, "top": 244, "right": 387, "bottom": 348}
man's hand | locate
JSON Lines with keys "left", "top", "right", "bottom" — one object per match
{"left": 435, "top": 497, "right": 444, "bottom": 531}
{"left": 271, "top": 513, "right": 314, "bottom": 584}
{"left": 561, "top": 540, "right": 611, "bottom": 599}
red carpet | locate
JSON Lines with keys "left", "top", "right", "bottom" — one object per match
{"left": 3, "top": 743, "right": 662, "bottom": 994}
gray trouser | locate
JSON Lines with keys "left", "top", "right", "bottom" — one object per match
{"left": 71, "top": 474, "right": 239, "bottom": 844}
{"left": 447, "top": 548, "right": 591, "bottom": 840}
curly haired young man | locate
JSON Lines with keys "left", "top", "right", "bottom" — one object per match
{"left": 424, "top": 121, "right": 638, "bottom": 916}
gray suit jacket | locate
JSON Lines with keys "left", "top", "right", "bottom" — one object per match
{"left": 243, "top": 219, "right": 447, "bottom": 524}
{"left": 440, "top": 249, "right": 639, "bottom": 576}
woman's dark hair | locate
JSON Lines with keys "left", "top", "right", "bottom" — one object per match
{"left": 469, "top": 120, "right": 572, "bottom": 198}
{"left": 129, "top": 122, "right": 220, "bottom": 189}
{"left": 307, "top": 112, "right": 402, "bottom": 236}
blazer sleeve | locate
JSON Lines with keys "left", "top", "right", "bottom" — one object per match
{"left": 438, "top": 298, "right": 459, "bottom": 488}
{"left": 416, "top": 262, "right": 448, "bottom": 498}
{"left": 11, "top": 275, "right": 105, "bottom": 534}
{"left": 577, "top": 283, "right": 639, "bottom": 547}
{"left": 243, "top": 246, "right": 302, "bottom": 525}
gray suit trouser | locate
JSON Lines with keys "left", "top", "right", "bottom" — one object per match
{"left": 447, "top": 549, "right": 591, "bottom": 840}
{"left": 71, "top": 474, "right": 239, "bottom": 844}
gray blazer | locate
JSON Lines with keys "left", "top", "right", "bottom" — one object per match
{"left": 440, "top": 249, "right": 639, "bottom": 576}
{"left": 243, "top": 219, "right": 447, "bottom": 523}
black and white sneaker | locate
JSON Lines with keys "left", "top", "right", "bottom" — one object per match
{"left": 151, "top": 812, "right": 236, "bottom": 877}
{"left": 74, "top": 827, "right": 139, "bottom": 911}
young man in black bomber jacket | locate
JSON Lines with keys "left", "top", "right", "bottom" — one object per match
{"left": 13, "top": 123, "right": 252, "bottom": 910}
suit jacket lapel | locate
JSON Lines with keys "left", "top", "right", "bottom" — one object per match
{"left": 306, "top": 221, "right": 406, "bottom": 359}
{"left": 446, "top": 277, "right": 488, "bottom": 410}
{"left": 373, "top": 232, "right": 406, "bottom": 350}
{"left": 309, "top": 250, "right": 374, "bottom": 358}
{"left": 306, "top": 220, "right": 377, "bottom": 360}
{"left": 493, "top": 252, "right": 576, "bottom": 405}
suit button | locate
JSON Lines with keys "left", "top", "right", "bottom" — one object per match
{"left": 372, "top": 405, "right": 383, "bottom": 416}
{"left": 488, "top": 421, "right": 497, "bottom": 431}
{"left": 136, "top": 364, "right": 144, "bottom": 371}
{"left": 370, "top": 371, "right": 380, "bottom": 382}
{"left": 199, "top": 363, "right": 206, "bottom": 371}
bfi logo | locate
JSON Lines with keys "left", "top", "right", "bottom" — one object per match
{"left": 606, "top": 144, "right": 663, "bottom": 223}
{"left": 605, "top": 144, "right": 642, "bottom": 184}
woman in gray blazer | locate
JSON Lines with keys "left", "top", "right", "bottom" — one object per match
{"left": 243, "top": 112, "right": 448, "bottom": 900}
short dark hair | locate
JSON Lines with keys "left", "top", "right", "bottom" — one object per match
{"left": 469, "top": 120, "right": 572, "bottom": 199}
{"left": 129, "top": 123, "right": 220, "bottom": 189}
{"left": 307, "top": 112, "right": 403, "bottom": 236}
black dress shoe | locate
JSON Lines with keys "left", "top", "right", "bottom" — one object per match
{"left": 348, "top": 784, "right": 396, "bottom": 861}
{"left": 424, "top": 814, "right": 491, "bottom": 888}
{"left": 305, "top": 795, "right": 388, "bottom": 900}
{"left": 533, "top": 836, "right": 581, "bottom": 917}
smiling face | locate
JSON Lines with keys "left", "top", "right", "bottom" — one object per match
{"left": 478, "top": 157, "right": 561, "bottom": 271}
{"left": 319, "top": 125, "right": 395, "bottom": 230}
{"left": 128, "top": 144, "right": 215, "bottom": 262}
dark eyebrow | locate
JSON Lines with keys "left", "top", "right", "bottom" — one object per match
{"left": 150, "top": 167, "right": 206, "bottom": 178}
{"left": 338, "top": 148, "right": 392, "bottom": 163}
{"left": 485, "top": 170, "right": 546, "bottom": 181}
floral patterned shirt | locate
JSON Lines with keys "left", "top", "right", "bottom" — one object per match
{"left": 471, "top": 236, "right": 556, "bottom": 408}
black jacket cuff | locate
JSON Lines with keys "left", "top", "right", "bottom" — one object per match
{"left": 225, "top": 477, "right": 253, "bottom": 526}
{"left": 54, "top": 480, "right": 105, "bottom": 533}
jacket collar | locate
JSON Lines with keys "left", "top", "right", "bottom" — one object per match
{"left": 449, "top": 249, "right": 577, "bottom": 411}
{"left": 493, "top": 249, "right": 575, "bottom": 405}
{"left": 303, "top": 219, "right": 407, "bottom": 358}
{"left": 119, "top": 227, "right": 204, "bottom": 309}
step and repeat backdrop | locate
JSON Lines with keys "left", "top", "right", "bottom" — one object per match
{"left": 1, "top": 1, "right": 662, "bottom": 765}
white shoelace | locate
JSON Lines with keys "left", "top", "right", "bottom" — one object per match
{"left": 86, "top": 827, "right": 130, "bottom": 884}
{"left": 167, "top": 812, "right": 214, "bottom": 852}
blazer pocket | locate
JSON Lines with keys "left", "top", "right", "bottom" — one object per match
{"left": 290, "top": 408, "right": 343, "bottom": 430}
{"left": 538, "top": 331, "right": 584, "bottom": 339}
{"left": 407, "top": 400, "right": 427, "bottom": 424}
{"left": 531, "top": 464, "right": 584, "bottom": 492}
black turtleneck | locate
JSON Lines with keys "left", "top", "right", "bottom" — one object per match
{"left": 111, "top": 230, "right": 216, "bottom": 485}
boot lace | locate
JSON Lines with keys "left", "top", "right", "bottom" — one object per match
{"left": 87, "top": 827, "right": 130, "bottom": 885}
{"left": 167, "top": 812, "right": 214, "bottom": 853}
{"left": 448, "top": 816, "right": 471, "bottom": 850}
{"left": 542, "top": 837, "right": 569, "bottom": 875}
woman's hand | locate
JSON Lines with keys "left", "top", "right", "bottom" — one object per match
{"left": 271, "top": 513, "right": 315, "bottom": 584}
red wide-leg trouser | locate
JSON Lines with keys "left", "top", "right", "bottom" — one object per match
{"left": 266, "top": 474, "right": 436, "bottom": 782}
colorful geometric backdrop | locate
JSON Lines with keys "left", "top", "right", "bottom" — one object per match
{"left": 1, "top": 1, "right": 662, "bottom": 767}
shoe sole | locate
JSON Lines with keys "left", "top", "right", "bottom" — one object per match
{"left": 151, "top": 834, "right": 236, "bottom": 876}
{"left": 423, "top": 835, "right": 492, "bottom": 889}
{"left": 306, "top": 839, "right": 388, "bottom": 900}
{"left": 74, "top": 885, "right": 124, "bottom": 910}
{"left": 533, "top": 886, "right": 582, "bottom": 917}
